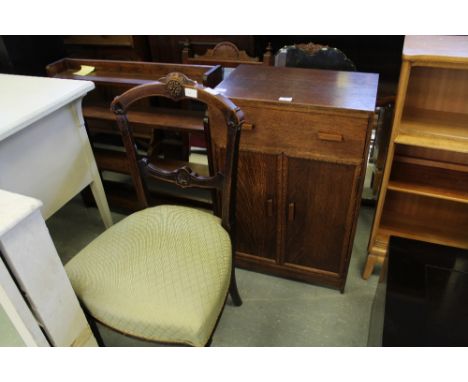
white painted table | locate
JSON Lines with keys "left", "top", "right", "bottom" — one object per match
{"left": 0, "top": 189, "right": 97, "bottom": 346}
{"left": 0, "top": 74, "right": 112, "bottom": 227}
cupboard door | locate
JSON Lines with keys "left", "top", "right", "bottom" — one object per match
{"left": 284, "top": 156, "right": 359, "bottom": 274}
{"left": 236, "top": 150, "right": 280, "bottom": 261}
{"left": 218, "top": 148, "right": 280, "bottom": 261}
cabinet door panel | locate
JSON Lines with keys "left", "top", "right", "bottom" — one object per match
{"left": 285, "top": 157, "right": 358, "bottom": 274}
{"left": 218, "top": 148, "right": 279, "bottom": 261}
{"left": 237, "top": 151, "right": 280, "bottom": 261}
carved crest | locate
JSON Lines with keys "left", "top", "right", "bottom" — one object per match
{"left": 175, "top": 166, "right": 195, "bottom": 187}
{"left": 195, "top": 41, "right": 259, "bottom": 62}
{"left": 295, "top": 42, "right": 327, "bottom": 54}
{"left": 158, "top": 72, "right": 197, "bottom": 99}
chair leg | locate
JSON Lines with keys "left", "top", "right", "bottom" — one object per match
{"left": 229, "top": 269, "right": 242, "bottom": 306}
{"left": 79, "top": 300, "right": 105, "bottom": 347}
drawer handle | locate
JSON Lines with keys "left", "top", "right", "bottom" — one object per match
{"left": 267, "top": 199, "right": 273, "bottom": 217}
{"left": 242, "top": 122, "right": 255, "bottom": 131}
{"left": 318, "top": 132, "right": 343, "bottom": 142}
{"left": 288, "top": 202, "right": 295, "bottom": 222}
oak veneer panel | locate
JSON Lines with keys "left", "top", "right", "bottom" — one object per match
{"left": 210, "top": 105, "right": 368, "bottom": 163}
{"left": 284, "top": 157, "right": 357, "bottom": 274}
{"left": 218, "top": 65, "right": 378, "bottom": 114}
{"left": 234, "top": 150, "right": 280, "bottom": 261}
{"left": 235, "top": 105, "right": 367, "bottom": 161}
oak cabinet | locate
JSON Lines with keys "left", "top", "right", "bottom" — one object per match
{"left": 210, "top": 65, "right": 378, "bottom": 291}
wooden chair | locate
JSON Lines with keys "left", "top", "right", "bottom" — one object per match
{"left": 182, "top": 40, "right": 274, "bottom": 68}
{"left": 275, "top": 42, "right": 356, "bottom": 71}
{"left": 65, "top": 72, "right": 244, "bottom": 347}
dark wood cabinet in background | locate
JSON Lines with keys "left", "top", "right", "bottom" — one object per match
{"left": 209, "top": 65, "right": 378, "bottom": 291}
{"left": 63, "top": 35, "right": 151, "bottom": 61}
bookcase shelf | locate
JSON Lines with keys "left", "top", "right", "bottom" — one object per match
{"left": 387, "top": 180, "right": 468, "bottom": 204}
{"left": 377, "top": 221, "right": 468, "bottom": 252}
{"left": 83, "top": 105, "right": 205, "bottom": 134}
{"left": 396, "top": 109, "right": 468, "bottom": 153}
{"left": 363, "top": 36, "right": 468, "bottom": 280}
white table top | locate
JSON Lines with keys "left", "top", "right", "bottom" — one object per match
{"left": 0, "top": 74, "right": 94, "bottom": 141}
{"left": 0, "top": 189, "right": 42, "bottom": 237}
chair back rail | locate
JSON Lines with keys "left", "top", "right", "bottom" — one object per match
{"left": 110, "top": 72, "right": 244, "bottom": 232}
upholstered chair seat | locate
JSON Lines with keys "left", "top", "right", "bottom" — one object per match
{"left": 66, "top": 205, "right": 232, "bottom": 347}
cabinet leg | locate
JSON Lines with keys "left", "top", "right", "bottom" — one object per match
{"left": 362, "top": 254, "right": 379, "bottom": 280}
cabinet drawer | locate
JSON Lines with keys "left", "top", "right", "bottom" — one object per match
{"left": 210, "top": 105, "right": 369, "bottom": 161}
{"left": 241, "top": 106, "right": 368, "bottom": 160}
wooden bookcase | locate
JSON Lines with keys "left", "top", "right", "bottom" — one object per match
{"left": 363, "top": 36, "right": 468, "bottom": 279}
{"left": 46, "top": 58, "right": 223, "bottom": 211}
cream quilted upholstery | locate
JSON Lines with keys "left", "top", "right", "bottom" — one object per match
{"left": 65, "top": 205, "right": 232, "bottom": 347}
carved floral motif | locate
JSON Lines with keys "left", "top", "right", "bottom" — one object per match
{"left": 158, "top": 72, "right": 197, "bottom": 99}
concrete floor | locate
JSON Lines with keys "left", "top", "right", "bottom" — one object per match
{"left": 0, "top": 196, "right": 380, "bottom": 347}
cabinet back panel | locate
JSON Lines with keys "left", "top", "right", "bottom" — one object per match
{"left": 391, "top": 160, "right": 468, "bottom": 195}
{"left": 395, "top": 144, "right": 468, "bottom": 166}
{"left": 404, "top": 67, "right": 468, "bottom": 114}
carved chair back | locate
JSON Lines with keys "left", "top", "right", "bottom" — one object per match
{"left": 110, "top": 72, "right": 244, "bottom": 233}
{"left": 182, "top": 40, "right": 274, "bottom": 68}
{"left": 276, "top": 42, "right": 356, "bottom": 71}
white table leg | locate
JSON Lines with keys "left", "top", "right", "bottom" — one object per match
{"left": 89, "top": 171, "right": 113, "bottom": 229}
{"left": 73, "top": 101, "right": 113, "bottom": 229}
{"left": 0, "top": 190, "right": 98, "bottom": 346}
